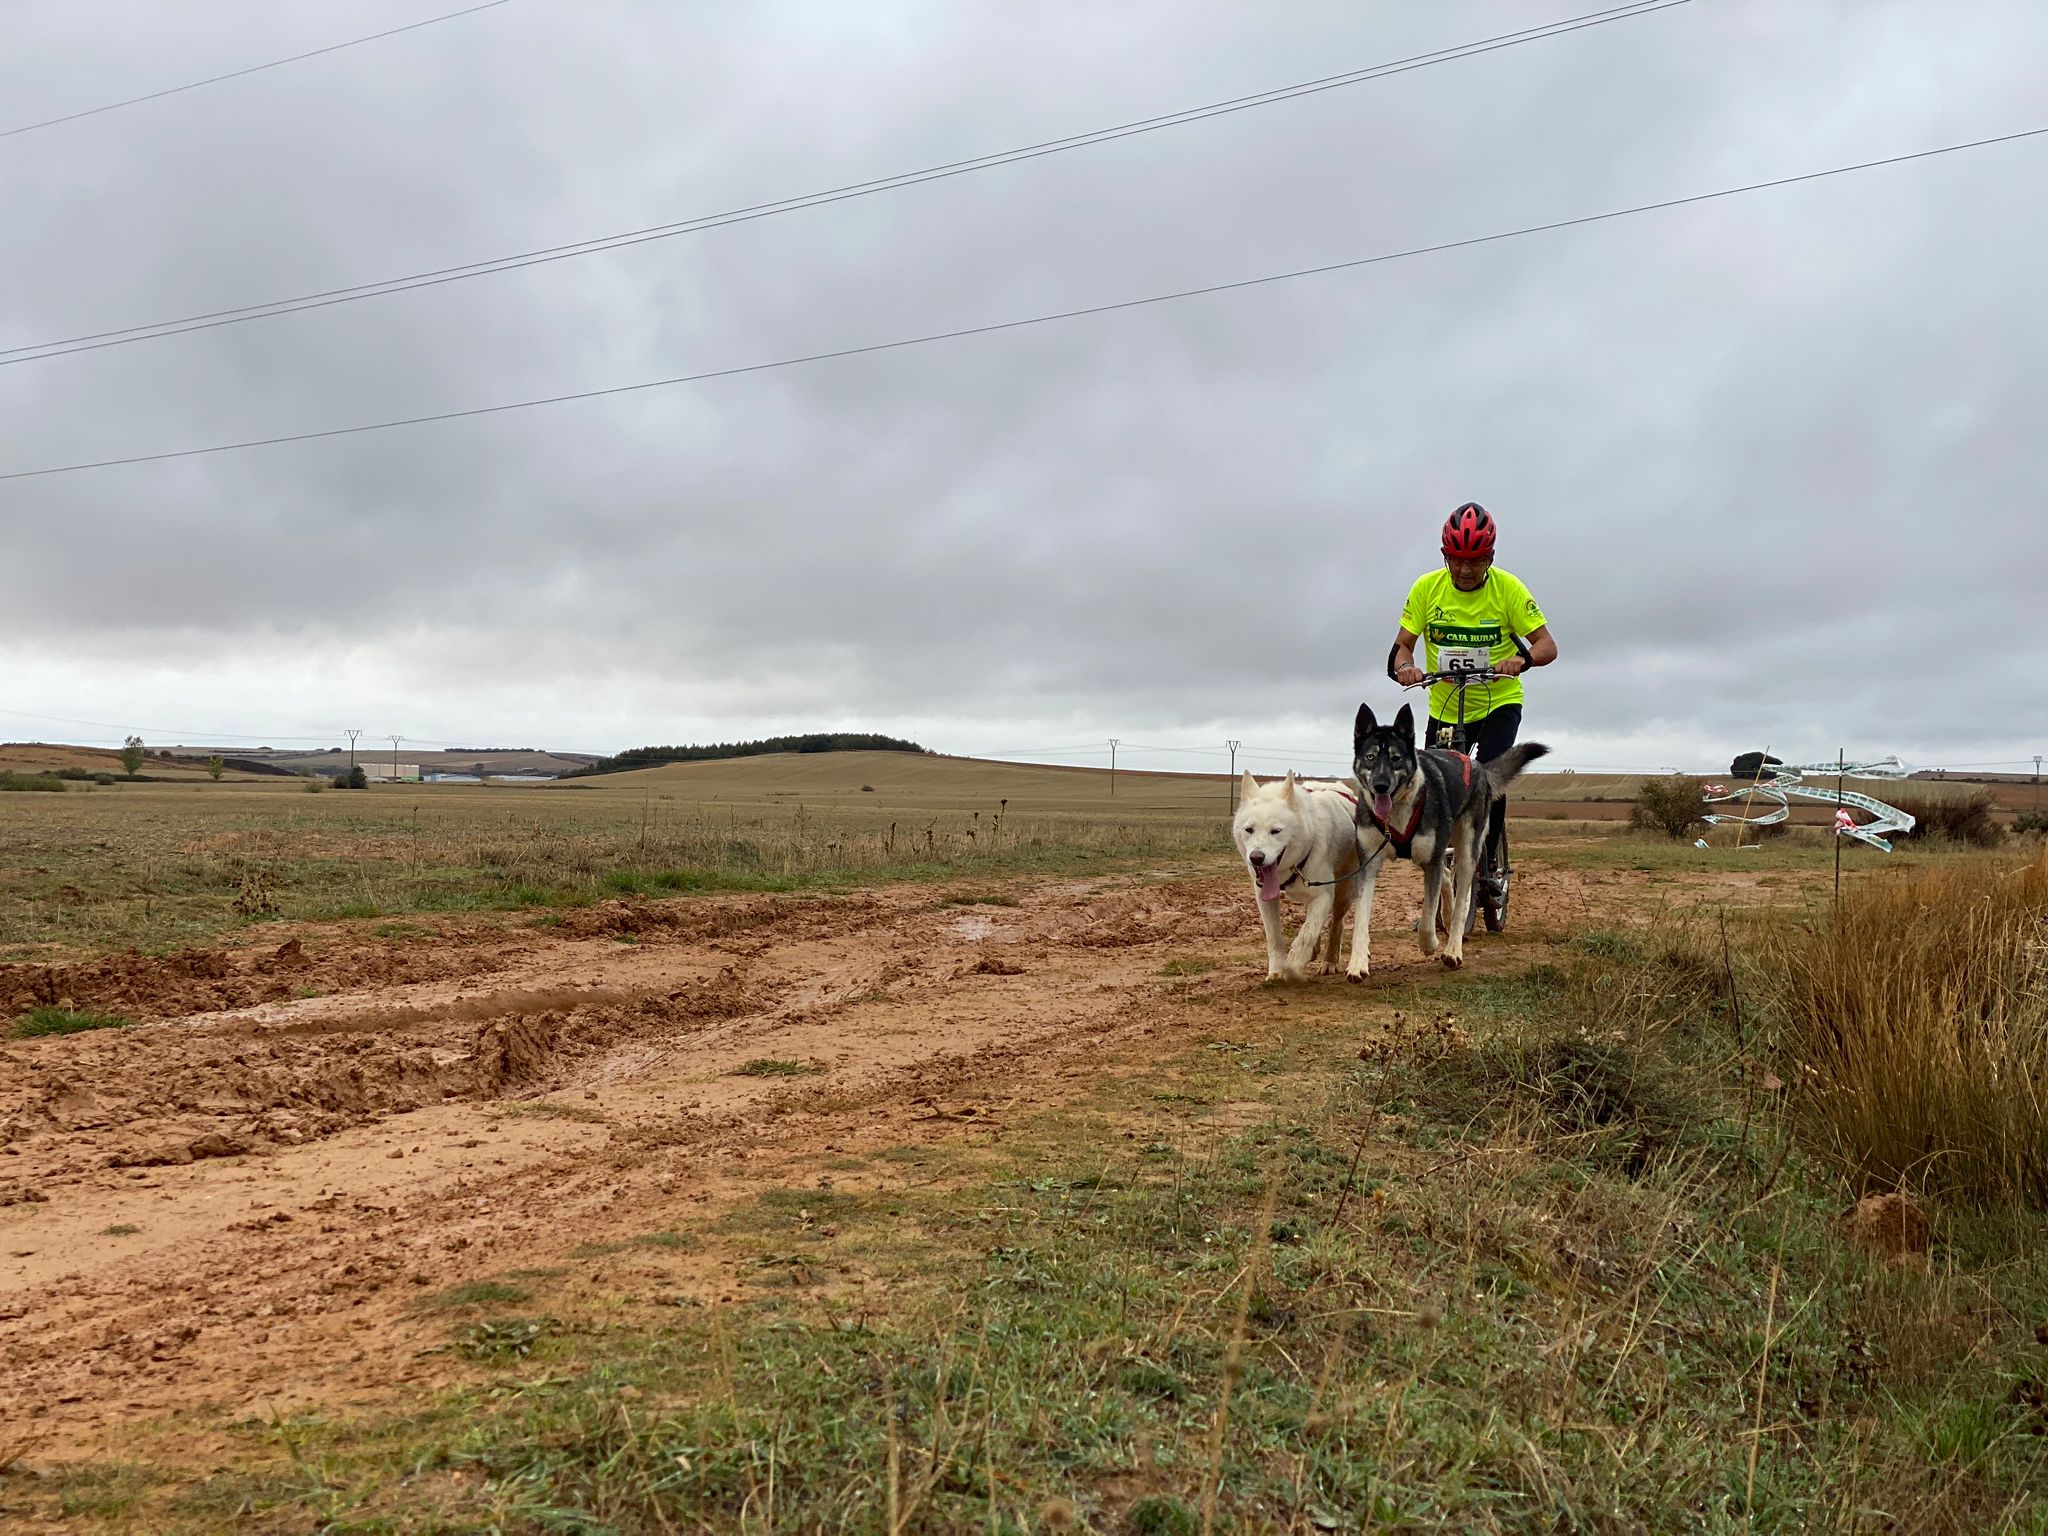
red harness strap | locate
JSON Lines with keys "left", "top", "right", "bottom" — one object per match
{"left": 1368, "top": 755, "right": 1471, "bottom": 859}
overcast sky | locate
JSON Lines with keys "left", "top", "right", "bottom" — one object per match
{"left": 3, "top": 0, "right": 2043, "bottom": 779}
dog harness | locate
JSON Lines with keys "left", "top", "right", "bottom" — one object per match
{"left": 1275, "top": 785, "right": 1361, "bottom": 893}
{"left": 1367, "top": 754, "right": 1471, "bottom": 861}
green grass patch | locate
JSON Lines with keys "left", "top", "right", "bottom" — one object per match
{"left": 100, "top": 1223, "right": 142, "bottom": 1237}
{"left": 572, "top": 1230, "right": 701, "bottom": 1259}
{"left": 11, "top": 1005, "right": 134, "bottom": 1038}
{"left": 450, "top": 1315, "right": 560, "bottom": 1363}
{"left": 411, "top": 1280, "right": 532, "bottom": 1314}
{"left": 35, "top": 1462, "right": 166, "bottom": 1521}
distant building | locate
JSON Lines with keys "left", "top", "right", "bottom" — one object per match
{"left": 362, "top": 762, "right": 420, "bottom": 782}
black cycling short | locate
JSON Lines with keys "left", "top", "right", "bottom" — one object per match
{"left": 1427, "top": 704, "right": 1521, "bottom": 765}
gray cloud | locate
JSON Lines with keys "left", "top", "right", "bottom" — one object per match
{"left": 4, "top": 0, "right": 2044, "bottom": 775}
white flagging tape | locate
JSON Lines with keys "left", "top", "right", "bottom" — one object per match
{"left": 1700, "top": 757, "right": 1917, "bottom": 852}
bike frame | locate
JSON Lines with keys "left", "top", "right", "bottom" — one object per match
{"left": 1383, "top": 634, "right": 1534, "bottom": 932}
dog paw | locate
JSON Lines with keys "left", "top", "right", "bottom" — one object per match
{"left": 1345, "top": 967, "right": 1369, "bottom": 984}
{"left": 1440, "top": 952, "right": 1464, "bottom": 970}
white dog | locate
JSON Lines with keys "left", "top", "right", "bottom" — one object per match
{"left": 1231, "top": 771, "right": 1369, "bottom": 981}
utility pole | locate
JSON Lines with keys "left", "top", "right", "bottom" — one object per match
{"left": 1108, "top": 739, "right": 1119, "bottom": 797}
{"left": 346, "top": 728, "right": 362, "bottom": 770}
{"left": 389, "top": 736, "right": 402, "bottom": 784}
{"left": 1227, "top": 740, "right": 1242, "bottom": 808}
{"left": 2035, "top": 755, "right": 2042, "bottom": 811}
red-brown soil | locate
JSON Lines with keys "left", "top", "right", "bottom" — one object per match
{"left": 0, "top": 858, "right": 1790, "bottom": 1462}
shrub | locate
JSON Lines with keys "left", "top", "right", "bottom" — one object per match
{"left": 2015, "top": 809, "right": 2048, "bottom": 837}
{"left": 1629, "top": 774, "right": 1705, "bottom": 839}
{"left": 206, "top": 755, "right": 225, "bottom": 781}
{"left": 330, "top": 765, "right": 369, "bottom": 790}
{"left": 120, "top": 735, "right": 145, "bottom": 776}
{"left": 1886, "top": 787, "right": 2003, "bottom": 848}
{"left": 0, "top": 771, "right": 65, "bottom": 793}
{"left": 1765, "top": 850, "right": 2048, "bottom": 1205}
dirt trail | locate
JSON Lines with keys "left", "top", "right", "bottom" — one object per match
{"left": 0, "top": 859, "right": 1700, "bottom": 1457}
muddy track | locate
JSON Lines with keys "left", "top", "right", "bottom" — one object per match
{"left": 0, "top": 862, "right": 1620, "bottom": 1457}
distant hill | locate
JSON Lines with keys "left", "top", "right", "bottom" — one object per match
{"left": 562, "top": 733, "right": 929, "bottom": 778}
{"left": 0, "top": 742, "right": 258, "bottom": 780}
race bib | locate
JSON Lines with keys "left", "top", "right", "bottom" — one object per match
{"left": 1438, "top": 644, "right": 1493, "bottom": 675}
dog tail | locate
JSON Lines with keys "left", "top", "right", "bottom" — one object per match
{"left": 1484, "top": 741, "right": 1550, "bottom": 792}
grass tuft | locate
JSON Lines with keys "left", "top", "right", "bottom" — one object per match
{"left": 11, "top": 1005, "right": 134, "bottom": 1038}
{"left": 1766, "top": 849, "right": 2048, "bottom": 1203}
{"left": 412, "top": 1280, "right": 532, "bottom": 1314}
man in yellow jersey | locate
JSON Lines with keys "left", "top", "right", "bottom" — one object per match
{"left": 1390, "top": 502, "right": 1558, "bottom": 906}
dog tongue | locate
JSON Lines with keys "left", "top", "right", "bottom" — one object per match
{"left": 1255, "top": 863, "right": 1286, "bottom": 902}
{"left": 1373, "top": 792, "right": 1394, "bottom": 826}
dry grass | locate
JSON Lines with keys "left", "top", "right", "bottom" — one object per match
{"left": 0, "top": 755, "right": 1227, "bottom": 956}
{"left": 1765, "top": 849, "right": 2048, "bottom": 1204}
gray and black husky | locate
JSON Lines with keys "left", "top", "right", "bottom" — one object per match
{"left": 1349, "top": 702, "right": 1550, "bottom": 971}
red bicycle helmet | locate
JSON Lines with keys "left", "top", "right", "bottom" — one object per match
{"left": 1441, "top": 502, "right": 1496, "bottom": 559}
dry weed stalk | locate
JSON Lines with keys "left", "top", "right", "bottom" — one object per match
{"left": 1200, "top": 1181, "right": 1279, "bottom": 1536}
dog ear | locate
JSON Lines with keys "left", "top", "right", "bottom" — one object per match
{"left": 1282, "top": 770, "right": 1298, "bottom": 802}
{"left": 1393, "top": 703, "right": 1415, "bottom": 743}
{"left": 1351, "top": 704, "right": 1384, "bottom": 753}
{"left": 1239, "top": 769, "right": 1259, "bottom": 802}
{"left": 1352, "top": 702, "right": 1377, "bottom": 750}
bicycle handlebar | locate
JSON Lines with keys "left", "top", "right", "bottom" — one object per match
{"left": 1384, "top": 631, "right": 1534, "bottom": 685}
{"left": 1406, "top": 669, "right": 1513, "bottom": 687}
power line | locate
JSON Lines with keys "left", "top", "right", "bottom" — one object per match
{"left": 6, "top": 119, "right": 2044, "bottom": 484}
{"left": 0, "top": 2, "right": 1686, "bottom": 367}
{"left": 0, "top": 0, "right": 514, "bottom": 142}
